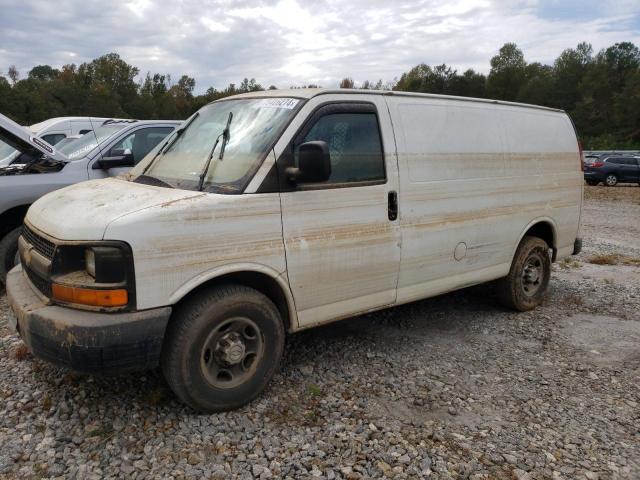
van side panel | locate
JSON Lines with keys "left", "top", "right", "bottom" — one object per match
{"left": 387, "top": 97, "right": 581, "bottom": 304}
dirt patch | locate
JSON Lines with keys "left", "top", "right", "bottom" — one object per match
{"left": 563, "top": 313, "right": 640, "bottom": 367}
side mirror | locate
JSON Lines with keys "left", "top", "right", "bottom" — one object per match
{"left": 92, "top": 148, "right": 135, "bottom": 169}
{"left": 286, "top": 141, "right": 331, "bottom": 184}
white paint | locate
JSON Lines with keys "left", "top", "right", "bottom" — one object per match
{"left": 24, "top": 90, "right": 582, "bottom": 332}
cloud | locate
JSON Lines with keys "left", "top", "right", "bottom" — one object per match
{"left": 0, "top": 0, "right": 638, "bottom": 92}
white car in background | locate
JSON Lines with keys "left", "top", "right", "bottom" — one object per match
{"left": 0, "top": 114, "right": 181, "bottom": 282}
{"left": 0, "top": 117, "right": 117, "bottom": 166}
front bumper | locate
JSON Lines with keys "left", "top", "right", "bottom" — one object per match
{"left": 6, "top": 266, "right": 172, "bottom": 373}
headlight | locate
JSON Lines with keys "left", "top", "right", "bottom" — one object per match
{"left": 85, "top": 248, "right": 96, "bottom": 278}
{"left": 51, "top": 242, "right": 135, "bottom": 309}
{"left": 83, "top": 246, "right": 127, "bottom": 283}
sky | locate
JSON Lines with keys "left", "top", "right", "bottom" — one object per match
{"left": 0, "top": 0, "right": 639, "bottom": 93}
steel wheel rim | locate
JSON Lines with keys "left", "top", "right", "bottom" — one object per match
{"left": 200, "top": 316, "right": 265, "bottom": 389}
{"left": 521, "top": 252, "right": 545, "bottom": 296}
{"left": 606, "top": 175, "right": 616, "bottom": 186}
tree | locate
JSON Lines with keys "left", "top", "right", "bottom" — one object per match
{"left": 448, "top": 69, "right": 487, "bottom": 98}
{"left": 7, "top": 66, "right": 19, "bottom": 84}
{"left": 28, "top": 65, "right": 60, "bottom": 82}
{"left": 487, "top": 43, "right": 527, "bottom": 101}
{"left": 553, "top": 42, "right": 592, "bottom": 111}
{"left": 517, "top": 63, "right": 555, "bottom": 106}
{"left": 339, "top": 77, "right": 355, "bottom": 88}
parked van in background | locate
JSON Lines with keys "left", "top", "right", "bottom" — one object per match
{"left": 29, "top": 117, "right": 112, "bottom": 146}
{"left": 6, "top": 90, "right": 583, "bottom": 412}
{"left": 0, "top": 114, "right": 180, "bottom": 282}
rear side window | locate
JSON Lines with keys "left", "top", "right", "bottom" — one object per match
{"left": 79, "top": 129, "right": 92, "bottom": 135}
{"left": 41, "top": 133, "right": 66, "bottom": 146}
{"left": 607, "top": 157, "right": 634, "bottom": 165}
{"left": 296, "top": 112, "right": 384, "bottom": 184}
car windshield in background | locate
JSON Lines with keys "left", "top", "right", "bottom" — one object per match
{"left": 134, "top": 98, "right": 300, "bottom": 193}
{"left": 0, "top": 141, "right": 17, "bottom": 165}
{"left": 58, "top": 124, "right": 127, "bottom": 160}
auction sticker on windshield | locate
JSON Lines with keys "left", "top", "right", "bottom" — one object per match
{"left": 253, "top": 98, "right": 299, "bottom": 109}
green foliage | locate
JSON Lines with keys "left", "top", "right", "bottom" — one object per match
{"left": 2, "top": 54, "right": 270, "bottom": 125}
{"left": 3, "top": 42, "right": 639, "bottom": 149}
{"left": 393, "top": 41, "right": 640, "bottom": 149}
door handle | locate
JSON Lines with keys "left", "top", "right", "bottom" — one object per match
{"left": 388, "top": 191, "right": 398, "bottom": 221}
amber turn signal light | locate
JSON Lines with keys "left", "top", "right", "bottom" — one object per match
{"left": 52, "top": 284, "right": 128, "bottom": 307}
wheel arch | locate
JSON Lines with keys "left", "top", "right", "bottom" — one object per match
{"left": 512, "top": 217, "right": 558, "bottom": 262}
{"left": 168, "top": 264, "right": 298, "bottom": 332}
{"left": 0, "top": 204, "right": 30, "bottom": 238}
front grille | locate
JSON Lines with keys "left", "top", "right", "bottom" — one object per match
{"left": 24, "top": 264, "right": 52, "bottom": 297}
{"left": 22, "top": 225, "right": 55, "bottom": 260}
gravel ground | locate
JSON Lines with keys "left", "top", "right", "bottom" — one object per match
{"left": 0, "top": 185, "right": 639, "bottom": 480}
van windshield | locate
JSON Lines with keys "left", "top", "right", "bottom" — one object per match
{"left": 58, "top": 124, "right": 127, "bottom": 160}
{"left": 133, "top": 98, "right": 300, "bottom": 193}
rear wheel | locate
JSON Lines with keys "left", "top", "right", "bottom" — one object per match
{"left": 161, "top": 283, "right": 285, "bottom": 412}
{"left": 498, "top": 236, "right": 551, "bottom": 311}
{"left": 604, "top": 174, "right": 618, "bottom": 186}
{"left": 586, "top": 180, "right": 599, "bottom": 186}
{"left": 0, "top": 227, "right": 22, "bottom": 285}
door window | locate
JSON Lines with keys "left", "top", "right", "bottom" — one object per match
{"left": 108, "top": 127, "right": 173, "bottom": 163}
{"left": 41, "top": 133, "right": 66, "bottom": 146}
{"left": 295, "top": 112, "right": 385, "bottom": 185}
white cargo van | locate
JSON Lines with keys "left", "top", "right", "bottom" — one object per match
{"left": 6, "top": 89, "right": 583, "bottom": 412}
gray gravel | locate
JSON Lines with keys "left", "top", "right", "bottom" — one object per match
{"left": 1, "top": 185, "right": 639, "bottom": 479}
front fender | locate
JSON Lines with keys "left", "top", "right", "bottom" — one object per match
{"left": 167, "top": 262, "right": 298, "bottom": 329}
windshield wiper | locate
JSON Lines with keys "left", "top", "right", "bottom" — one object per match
{"left": 142, "top": 112, "right": 200, "bottom": 175}
{"left": 198, "top": 111, "right": 233, "bottom": 191}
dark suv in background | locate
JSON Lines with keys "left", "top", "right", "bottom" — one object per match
{"left": 584, "top": 156, "right": 640, "bottom": 186}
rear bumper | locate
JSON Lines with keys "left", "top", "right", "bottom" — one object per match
{"left": 6, "top": 266, "right": 172, "bottom": 373}
{"left": 583, "top": 171, "right": 603, "bottom": 179}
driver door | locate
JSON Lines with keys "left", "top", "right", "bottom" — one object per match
{"left": 278, "top": 97, "right": 401, "bottom": 327}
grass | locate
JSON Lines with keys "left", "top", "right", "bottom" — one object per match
{"left": 588, "top": 253, "right": 640, "bottom": 266}
{"left": 560, "top": 257, "right": 581, "bottom": 268}
{"left": 307, "top": 384, "right": 322, "bottom": 397}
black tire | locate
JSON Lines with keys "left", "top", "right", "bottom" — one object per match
{"left": 586, "top": 180, "right": 599, "bottom": 186}
{"left": 497, "top": 236, "right": 551, "bottom": 311}
{"left": 604, "top": 174, "right": 618, "bottom": 187}
{"left": 161, "top": 283, "right": 285, "bottom": 412}
{"left": 0, "top": 227, "right": 21, "bottom": 285}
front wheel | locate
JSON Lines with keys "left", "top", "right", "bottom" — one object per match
{"left": 161, "top": 284, "right": 285, "bottom": 412}
{"left": 604, "top": 174, "right": 618, "bottom": 186}
{"left": 498, "top": 236, "right": 551, "bottom": 311}
{"left": 0, "top": 227, "right": 22, "bottom": 285}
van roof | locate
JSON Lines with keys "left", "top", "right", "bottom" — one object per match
{"left": 29, "top": 117, "right": 113, "bottom": 133}
{"left": 227, "top": 88, "right": 565, "bottom": 114}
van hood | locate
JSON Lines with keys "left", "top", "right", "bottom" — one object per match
{"left": 26, "top": 178, "right": 205, "bottom": 240}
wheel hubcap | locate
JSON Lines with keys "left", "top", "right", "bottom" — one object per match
{"left": 216, "top": 332, "right": 246, "bottom": 365}
{"left": 200, "top": 317, "right": 264, "bottom": 389}
{"left": 522, "top": 253, "right": 544, "bottom": 296}
{"left": 606, "top": 176, "right": 616, "bottom": 185}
